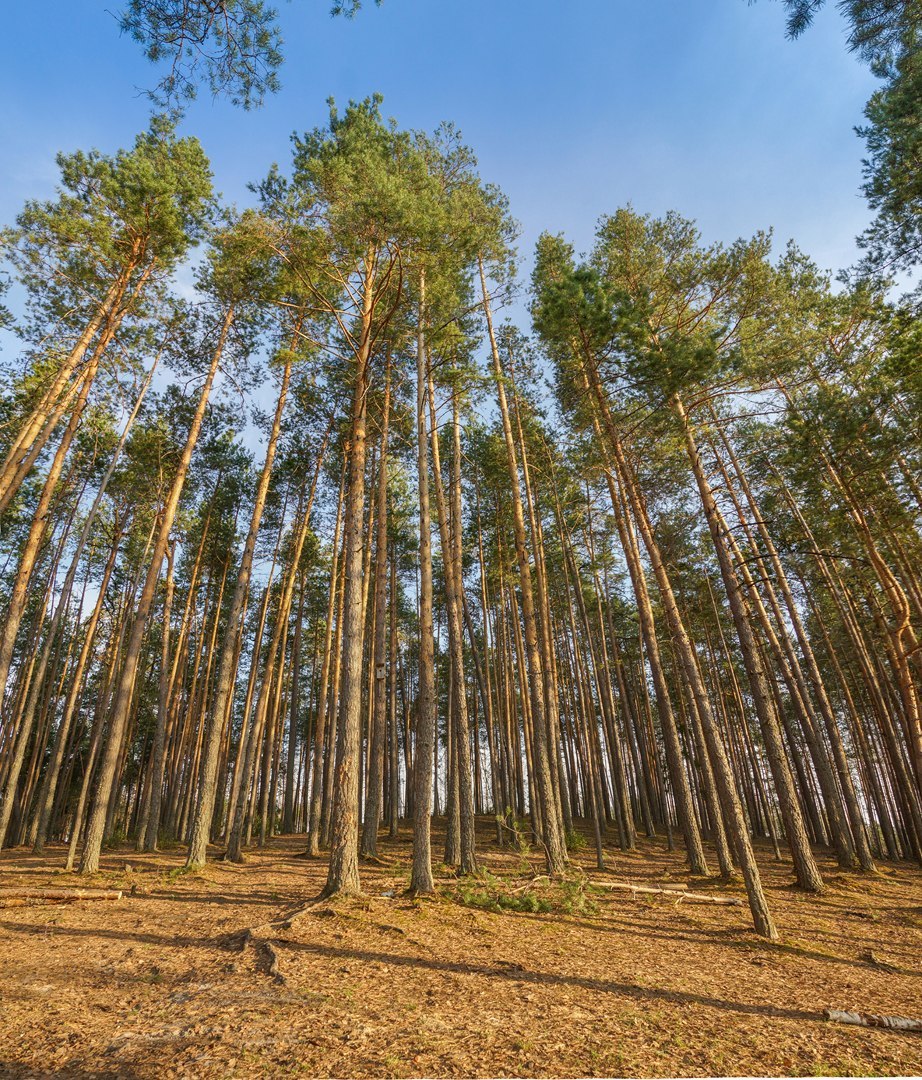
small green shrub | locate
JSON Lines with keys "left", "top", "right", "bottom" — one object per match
{"left": 565, "top": 828, "right": 587, "bottom": 852}
{"left": 165, "top": 864, "right": 196, "bottom": 882}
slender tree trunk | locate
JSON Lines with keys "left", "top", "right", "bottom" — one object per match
{"left": 576, "top": 343, "right": 776, "bottom": 936}
{"left": 306, "top": 464, "right": 346, "bottom": 856}
{"left": 480, "top": 257, "right": 567, "bottom": 874}
{"left": 186, "top": 350, "right": 297, "bottom": 866}
{"left": 361, "top": 362, "right": 391, "bottom": 859}
{"left": 78, "top": 306, "right": 233, "bottom": 874}
{"left": 428, "top": 383, "right": 477, "bottom": 874}
{"left": 411, "top": 268, "right": 437, "bottom": 895}
{"left": 282, "top": 575, "right": 306, "bottom": 834}
{"left": 672, "top": 392, "right": 823, "bottom": 894}
{"left": 323, "top": 253, "right": 377, "bottom": 898}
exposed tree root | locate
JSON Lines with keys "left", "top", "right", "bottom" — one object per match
{"left": 237, "top": 926, "right": 286, "bottom": 984}
{"left": 278, "top": 896, "right": 339, "bottom": 928}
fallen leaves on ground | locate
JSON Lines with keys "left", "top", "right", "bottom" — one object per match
{"left": 1, "top": 823, "right": 920, "bottom": 1078}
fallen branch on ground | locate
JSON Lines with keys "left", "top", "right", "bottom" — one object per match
{"left": 0, "top": 887, "right": 122, "bottom": 902}
{"left": 588, "top": 881, "right": 743, "bottom": 906}
{"left": 825, "top": 1009, "right": 922, "bottom": 1033}
{"left": 510, "top": 875, "right": 550, "bottom": 894}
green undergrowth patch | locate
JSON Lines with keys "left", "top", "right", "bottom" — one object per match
{"left": 447, "top": 869, "right": 603, "bottom": 916}
{"left": 164, "top": 863, "right": 200, "bottom": 883}
{"left": 565, "top": 828, "right": 588, "bottom": 852}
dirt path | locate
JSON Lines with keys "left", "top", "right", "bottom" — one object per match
{"left": 1, "top": 826, "right": 921, "bottom": 1077}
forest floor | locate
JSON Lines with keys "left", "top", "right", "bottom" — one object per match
{"left": 1, "top": 822, "right": 921, "bottom": 1079}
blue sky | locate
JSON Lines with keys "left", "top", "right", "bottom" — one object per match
{"left": 1, "top": 0, "right": 877, "bottom": 290}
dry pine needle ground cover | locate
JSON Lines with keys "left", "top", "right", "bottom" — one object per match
{"left": 1, "top": 821, "right": 921, "bottom": 1078}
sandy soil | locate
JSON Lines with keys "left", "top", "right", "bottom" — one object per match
{"left": 1, "top": 823, "right": 920, "bottom": 1078}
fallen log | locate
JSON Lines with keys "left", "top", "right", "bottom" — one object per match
{"left": 824, "top": 1009, "right": 922, "bottom": 1033}
{"left": 0, "top": 887, "right": 122, "bottom": 902}
{"left": 589, "top": 880, "right": 743, "bottom": 906}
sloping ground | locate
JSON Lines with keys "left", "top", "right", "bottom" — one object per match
{"left": 1, "top": 825, "right": 920, "bottom": 1078}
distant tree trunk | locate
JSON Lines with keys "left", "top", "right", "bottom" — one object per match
{"left": 480, "top": 257, "right": 567, "bottom": 875}
{"left": 672, "top": 392, "right": 823, "bottom": 895}
{"left": 78, "top": 306, "right": 234, "bottom": 874}
{"left": 713, "top": 417, "right": 875, "bottom": 872}
{"left": 282, "top": 574, "right": 306, "bottom": 834}
{"left": 0, "top": 359, "right": 99, "bottom": 849}
{"left": 410, "top": 268, "right": 437, "bottom": 895}
{"left": 32, "top": 524, "right": 122, "bottom": 851}
{"left": 577, "top": 343, "right": 776, "bottom": 937}
{"left": 361, "top": 361, "right": 391, "bottom": 859}
{"left": 66, "top": 528, "right": 156, "bottom": 871}
{"left": 428, "top": 387, "right": 477, "bottom": 874}
{"left": 187, "top": 347, "right": 298, "bottom": 865}
{"left": 227, "top": 464, "right": 322, "bottom": 862}
{"left": 388, "top": 548, "right": 400, "bottom": 838}
{"left": 138, "top": 540, "right": 177, "bottom": 851}
{"left": 306, "top": 463, "right": 346, "bottom": 856}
